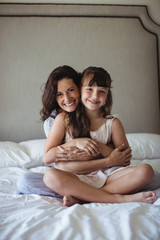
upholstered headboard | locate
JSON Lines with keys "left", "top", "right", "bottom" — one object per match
{"left": 0, "top": 4, "right": 160, "bottom": 142}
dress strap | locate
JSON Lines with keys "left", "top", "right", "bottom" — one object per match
{"left": 105, "top": 114, "right": 118, "bottom": 143}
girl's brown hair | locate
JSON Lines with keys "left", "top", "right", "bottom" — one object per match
{"left": 65, "top": 67, "right": 113, "bottom": 138}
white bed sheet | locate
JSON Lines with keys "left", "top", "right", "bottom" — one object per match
{"left": 0, "top": 166, "right": 160, "bottom": 240}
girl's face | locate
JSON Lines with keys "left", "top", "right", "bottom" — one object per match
{"left": 81, "top": 76, "right": 108, "bottom": 111}
{"left": 56, "top": 78, "right": 80, "bottom": 112}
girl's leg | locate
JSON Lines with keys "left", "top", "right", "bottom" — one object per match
{"left": 140, "top": 169, "right": 160, "bottom": 191}
{"left": 103, "top": 164, "right": 154, "bottom": 194}
{"left": 43, "top": 168, "right": 157, "bottom": 206}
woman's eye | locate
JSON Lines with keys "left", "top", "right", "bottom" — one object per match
{"left": 68, "top": 88, "right": 74, "bottom": 93}
{"left": 56, "top": 93, "right": 62, "bottom": 97}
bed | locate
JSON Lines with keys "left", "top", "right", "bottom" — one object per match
{"left": 0, "top": 3, "right": 160, "bottom": 240}
{"left": 0, "top": 134, "right": 160, "bottom": 240}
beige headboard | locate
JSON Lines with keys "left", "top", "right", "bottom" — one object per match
{"left": 0, "top": 4, "right": 160, "bottom": 142}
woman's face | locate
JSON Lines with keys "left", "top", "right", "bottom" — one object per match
{"left": 56, "top": 78, "right": 80, "bottom": 112}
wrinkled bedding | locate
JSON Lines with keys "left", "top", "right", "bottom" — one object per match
{"left": 0, "top": 134, "right": 160, "bottom": 240}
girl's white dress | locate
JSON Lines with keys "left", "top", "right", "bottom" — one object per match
{"left": 65, "top": 117, "right": 128, "bottom": 188}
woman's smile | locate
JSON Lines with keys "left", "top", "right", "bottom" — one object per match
{"left": 56, "top": 78, "right": 80, "bottom": 112}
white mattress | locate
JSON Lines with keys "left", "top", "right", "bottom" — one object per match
{"left": 0, "top": 134, "right": 160, "bottom": 240}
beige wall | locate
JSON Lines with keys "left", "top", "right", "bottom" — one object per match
{"left": 0, "top": 0, "right": 159, "bottom": 24}
{"left": 0, "top": 4, "right": 159, "bottom": 141}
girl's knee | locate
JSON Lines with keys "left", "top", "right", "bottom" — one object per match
{"left": 139, "top": 164, "right": 154, "bottom": 180}
{"left": 43, "top": 168, "right": 61, "bottom": 189}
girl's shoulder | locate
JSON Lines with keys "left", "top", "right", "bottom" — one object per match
{"left": 106, "top": 114, "right": 119, "bottom": 120}
{"left": 110, "top": 116, "right": 124, "bottom": 133}
{"left": 105, "top": 114, "right": 123, "bottom": 129}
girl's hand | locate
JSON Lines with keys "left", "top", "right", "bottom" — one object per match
{"left": 74, "top": 138, "right": 100, "bottom": 156}
{"left": 109, "top": 144, "right": 132, "bottom": 167}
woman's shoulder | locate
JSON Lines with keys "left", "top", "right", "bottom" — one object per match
{"left": 55, "top": 111, "right": 66, "bottom": 121}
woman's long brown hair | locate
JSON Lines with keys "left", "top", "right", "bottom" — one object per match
{"left": 40, "top": 65, "right": 81, "bottom": 121}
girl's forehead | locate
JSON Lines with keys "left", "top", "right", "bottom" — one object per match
{"left": 82, "top": 74, "right": 94, "bottom": 85}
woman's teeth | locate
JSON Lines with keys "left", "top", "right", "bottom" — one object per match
{"left": 65, "top": 101, "right": 74, "bottom": 106}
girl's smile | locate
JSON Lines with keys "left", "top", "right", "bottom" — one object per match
{"left": 81, "top": 83, "right": 108, "bottom": 111}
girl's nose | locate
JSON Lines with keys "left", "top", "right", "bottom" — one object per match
{"left": 92, "top": 90, "right": 98, "bottom": 99}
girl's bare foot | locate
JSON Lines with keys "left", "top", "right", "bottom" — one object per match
{"left": 63, "top": 191, "right": 157, "bottom": 207}
{"left": 63, "top": 195, "right": 82, "bottom": 207}
{"left": 126, "top": 191, "right": 157, "bottom": 204}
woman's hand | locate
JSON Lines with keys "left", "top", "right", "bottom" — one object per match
{"left": 74, "top": 138, "right": 100, "bottom": 156}
{"left": 54, "top": 146, "right": 98, "bottom": 162}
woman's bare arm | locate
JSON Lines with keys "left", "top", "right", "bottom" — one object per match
{"left": 56, "top": 144, "right": 131, "bottom": 174}
{"left": 55, "top": 118, "right": 131, "bottom": 173}
{"left": 43, "top": 113, "right": 66, "bottom": 165}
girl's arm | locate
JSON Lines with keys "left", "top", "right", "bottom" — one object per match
{"left": 96, "top": 142, "right": 114, "bottom": 157}
{"left": 56, "top": 144, "right": 131, "bottom": 174}
{"left": 90, "top": 118, "right": 129, "bottom": 158}
{"left": 44, "top": 115, "right": 130, "bottom": 168}
{"left": 111, "top": 118, "right": 129, "bottom": 149}
{"left": 55, "top": 118, "right": 131, "bottom": 174}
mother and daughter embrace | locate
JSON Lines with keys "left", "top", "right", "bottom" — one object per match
{"left": 17, "top": 65, "right": 160, "bottom": 207}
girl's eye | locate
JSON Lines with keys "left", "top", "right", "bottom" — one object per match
{"left": 99, "top": 90, "right": 105, "bottom": 94}
{"left": 86, "top": 88, "right": 93, "bottom": 92}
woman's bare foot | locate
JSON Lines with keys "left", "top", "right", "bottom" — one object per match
{"left": 63, "top": 195, "right": 82, "bottom": 207}
{"left": 125, "top": 191, "right": 157, "bottom": 204}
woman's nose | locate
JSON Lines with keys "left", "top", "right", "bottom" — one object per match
{"left": 64, "top": 93, "right": 70, "bottom": 101}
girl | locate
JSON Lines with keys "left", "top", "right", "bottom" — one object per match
{"left": 43, "top": 67, "right": 157, "bottom": 206}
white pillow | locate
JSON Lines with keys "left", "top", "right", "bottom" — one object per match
{"left": 126, "top": 133, "right": 160, "bottom": 160}
{"left": 20, "top": 139, "right": 45, "bottom": 168}
{"left": 0, "top": 141, "right": 31, "bottom": 168}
